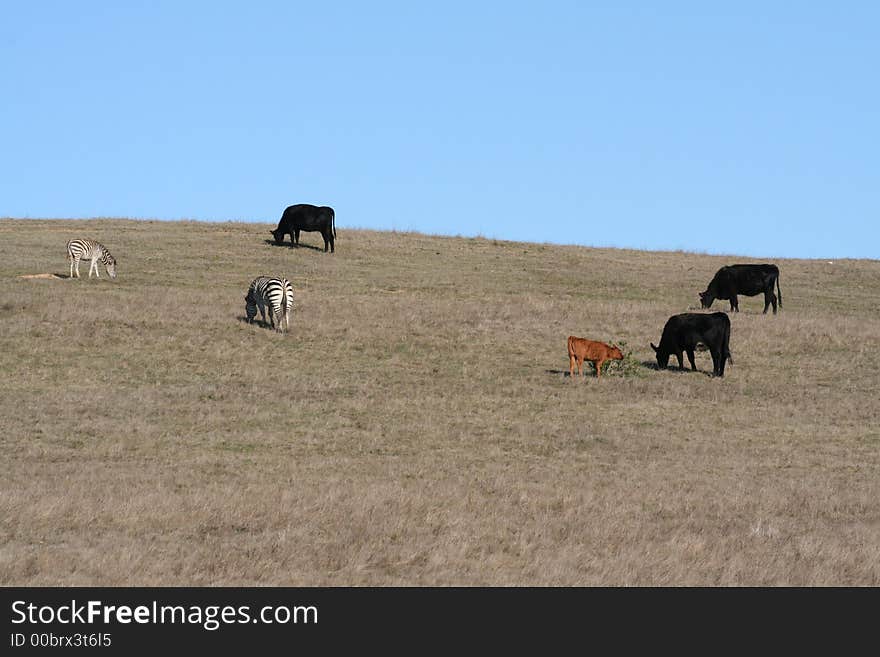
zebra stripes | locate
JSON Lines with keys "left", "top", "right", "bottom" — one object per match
{"left": 67, "top": 239, "right": 117, "bottom": 279}
{"left": 245, "top": 276, "right": 293, "bottom": 333}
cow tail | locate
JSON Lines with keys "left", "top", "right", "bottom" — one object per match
{"left": 776, "top": 273, "right": 782, "bottom": 310}
{"left": 332, "top": 208, "right": 336, "bottom": 239}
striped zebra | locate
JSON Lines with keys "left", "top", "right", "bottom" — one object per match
{"left": 67, "top": 239, "right": 117, "bottom": 279}
{"left": 245, "top": 276, "right": 293, "bottom": 333}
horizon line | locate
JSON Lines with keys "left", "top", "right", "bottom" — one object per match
{"left": 1, "top": 215, "right": 874, "bottom": 263}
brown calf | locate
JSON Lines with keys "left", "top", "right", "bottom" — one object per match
{"left": 567, "top": 336, "right": 624, "bottom": 379}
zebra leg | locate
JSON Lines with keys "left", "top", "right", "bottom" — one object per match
{"left": 93, "top": 258, "right": 100, "bottom": 278}
{"left": 69, "top": 257, "right": 74, "bottom": 278}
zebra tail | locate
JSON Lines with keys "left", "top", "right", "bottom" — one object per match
{"left": 285, "top": 284, "right": 293, "bottom": 331}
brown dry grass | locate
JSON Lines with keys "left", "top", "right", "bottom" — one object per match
{"left": 1, "top": 218, "right": 878, "bottom": 586}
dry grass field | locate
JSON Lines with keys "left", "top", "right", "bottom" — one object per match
{"left": 1, "top": 218, "right": 879, "bottom": 586}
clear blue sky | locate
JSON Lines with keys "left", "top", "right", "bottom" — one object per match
{"left": 2, "top": 2, "right": 877, "bottom": 259}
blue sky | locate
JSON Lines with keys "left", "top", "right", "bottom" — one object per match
{"left": 1, "top": 2, "right": 877, "bottom": 259}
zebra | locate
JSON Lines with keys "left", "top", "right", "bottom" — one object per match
{"left": 245, "top": 276, "right": 293, "bottom": 333}
{"left": 67, "top": 239, "right": 117, "bottom": 279}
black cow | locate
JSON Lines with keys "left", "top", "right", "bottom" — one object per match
{"left": 270, "top": 204, "right": 336, "bottom": 253}
{"left": 699, "top": 264, "right": 782, "bottom": 314}
{"left": 651, "top": 312, "right": 732, "bottom": 377}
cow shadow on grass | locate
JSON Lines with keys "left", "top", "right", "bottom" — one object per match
{"left": 546, "top": 369, "right": 581, "bottom": 378}
{"left": 547, "top": 361, "right": 715, "bottom": 378}
{"left": 263, "top": 239, "right": 324, "bottom": 252}
{"left": 686, "top": 305, "right": 772, "bottom": 316}
{"left": 639, "top": 360, "right": 717, "bottom": 377}
{"left": 545, "top": 367, "right": 636, "bottom": 378}
{"left": 639, "top": 359, "right": 689, "bottom": 372}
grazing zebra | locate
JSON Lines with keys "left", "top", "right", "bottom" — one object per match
{"left": 67, "top": 239, "right": 117, "bottom": 279}
{"left": 245, "top": 276, "right": 293, "bottom": 333}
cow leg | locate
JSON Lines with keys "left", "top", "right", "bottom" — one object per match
{"left": 595, "top": 359, "right": 604, "bottom": 378}
{"left": 294, "top": 229, "right": 300, "bottom": 246}
{"left": 730, "top": 295, "right": 739, "bottom": 312}
{"left": 576, "top": 357, "right": 584, "bottom": 379}
{"left": 709, "top": 347, "right": 722, "bottom": 376}
{"left": 686, "top": 349, "right": 697, "bottom": 371}
{"left": 675, "top": 351, "right": 684, "bottom": 370}
{"left": 569, "top": 355, "right": 576, "bottom": 378}
{"left": 764, "top": 291, "right": 777, "bottom": 314}
{"left": 328, "top": 233, "right": 335, "bottom": 253}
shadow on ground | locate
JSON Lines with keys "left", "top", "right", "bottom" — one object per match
{"left": 263, "top": 239, "right": 324, "bottom": 252}
{"left": 237, "top": 316, "right": 279, "bottom": 331}
{"left": 17, "top": 273, "right": 71, "bottom": 280}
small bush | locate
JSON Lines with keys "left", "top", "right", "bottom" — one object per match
{"left": 600, "top": 340, "right": 644, "bottom": 378}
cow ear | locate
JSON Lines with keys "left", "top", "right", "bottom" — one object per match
{"left": 650, "top": 343, "right": 658, "bottom": 352}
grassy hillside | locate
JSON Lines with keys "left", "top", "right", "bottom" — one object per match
{"left": 1, "top": 218, "right": 878, "bottom": 585}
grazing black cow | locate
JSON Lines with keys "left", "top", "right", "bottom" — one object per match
{"left": 651, "top": 312, "right": 732, "bottom": 377}
{"left": 699, "top": 264, "right": 782, "bottom": 314}
{"left": 270, "top": 204, "right": 336, "bottom": 253}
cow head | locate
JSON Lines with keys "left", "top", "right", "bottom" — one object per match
{"left": 698, "top": 290, "right": 714, "bottom": 309}
{"left": 609, "top": 344, "right": 624, "bottom": 360}
{"left": 650, "top": 343, "right": 669, "bottom": 369}
{"left": 270, "top": 229, "right": 284, "bottom": 245}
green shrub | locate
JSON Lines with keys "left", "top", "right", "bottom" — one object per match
{"left": 599, "top": 340, "right": 644, "bottom": 378}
